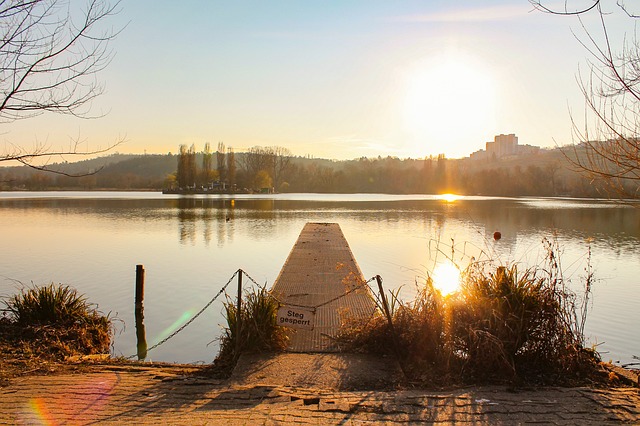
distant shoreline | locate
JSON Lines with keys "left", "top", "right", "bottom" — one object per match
{"left": 162, "top": 188, "right": 254, "bottom": 195}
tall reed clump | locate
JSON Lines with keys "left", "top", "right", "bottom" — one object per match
{"left": 449, "top": 264, "right": 589, "bottom": 382}
{"left": 215, "top": 286, "right": 288, "bottom": 368}
{"left": 339, "top": 239, "right": 600, "bottom": 385}
{"left": 2, "top": 283, "right": 112, "bottom": 359}
{"left": 338, "top": 281, "right": 453, "bottom": 385}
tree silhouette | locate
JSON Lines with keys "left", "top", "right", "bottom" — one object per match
{"left": 0, "top": 0, "right": 122, "bottom": 176}
{"left": 531, "top": 0, "right": 640, "bottom": 198}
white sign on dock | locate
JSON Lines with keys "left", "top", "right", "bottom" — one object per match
{"left": 277, "top": 306, "right": 315, "bottom": 330}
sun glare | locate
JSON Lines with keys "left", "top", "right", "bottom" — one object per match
{"left": 432, "top": 262, "right": 461, "bottom": 296}
{"left": 403, "top": 54, "right": 496, "bottom": 157}
{"left": 440, "top": 193, "right": 460, "bottom": 202}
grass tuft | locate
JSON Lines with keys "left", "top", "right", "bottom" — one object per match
{"left": 1, "top": 283, "right": 113, "bottom": 383}
{"left": 2, "top": 284, "right": 113, "bottom": 356}
{"left": 339, "top": 240, "right": 602, "bottom": 385}
{"left": 6, "top": 284, "right": 91, "bottom": 325}
{"left": 214, "top": 285, "right": 288, "bottom": 373}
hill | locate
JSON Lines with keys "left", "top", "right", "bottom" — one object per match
{"left": 0, "top": 146, "right": 626, "bottom": 198}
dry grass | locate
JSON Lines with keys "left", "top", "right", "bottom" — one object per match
{"left": 449, "top": 264, "right": 596, "bottom": 382}
{"left": 338, "top": 280, "right": 455, "bottom": 385}
{"left": 213, "top": 286, "right": 288, "bottom": 374}
{"left": 338, "top": 240, "right": 602, "bottom": 385}
{"left": 0, "top": 284, "right": 113, "bottom": 385}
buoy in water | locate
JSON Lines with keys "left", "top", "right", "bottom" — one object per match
{"left": 493, "top": 231, "right": 502, "bottom": 241}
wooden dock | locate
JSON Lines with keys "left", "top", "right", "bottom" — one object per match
{"left": 271, "top": 223, "right": 377, "bottom": 352}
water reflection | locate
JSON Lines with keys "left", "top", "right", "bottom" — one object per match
{"left": 3, "top": 196, "right": 636, "bottom": 247}
{"left": 174, "top": 198, "right": 286, "bottom": 246}
{"left": 135, "top": 307, "right": 147, "bottom": 360}
{"left": 1, "top": 193, "right": 638, "bottom": 365}
{"left": 176, "top": 198, "right": 237, "bottom": 246}
{"left": 1, "top": 195, "right": 638, "bottom": 262}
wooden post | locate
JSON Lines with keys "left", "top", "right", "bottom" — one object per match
{"left": 235, "top": 270, "right": 243, "bottom": 358}
{"left": 375, "top": 275, "right": 394, "bottom": 332}
{"left": 135, "top": 265, "right": 145, "bottom": 310}
{"left": 135, "top": 308, "right": 148, "bottom": 360}
{"left": 375, "top": 275, "right": 407, "bottom": 377}
{"left": 134, "top": 264, "right": 147, "bottom": 360}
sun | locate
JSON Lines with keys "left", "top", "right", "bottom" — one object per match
{"left": 403, "top": 53, "right": 497, "bottom": 157}
{"left": 432, "top": 262, "right": 461, "bottom": 296}
{"left": 439, "top": 193, "right": 461, "bottom": 203}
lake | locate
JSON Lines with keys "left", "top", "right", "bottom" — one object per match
{"left": 0, "top": 192, "right": 638, "bottom": 367}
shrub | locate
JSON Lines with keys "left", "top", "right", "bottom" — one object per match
{"left": 338, "top": 241, "right": 600, "bottom": 385}
{"left": 449, "top": 265, "right": 581, "bottom": 381}
{"left": 2, "top": 284, "right": 113, "bottom": 359}
{"left": 216, "top": 285, "right": 288, "bottom": 366}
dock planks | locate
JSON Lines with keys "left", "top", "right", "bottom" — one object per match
{"left": 271, "top": 223, "right": 376, "bottom": 352}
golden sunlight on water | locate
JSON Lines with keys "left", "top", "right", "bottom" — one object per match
{"left": 432, "top": 262, "right": 461, "bottom": 296}
{"left": 439, "top": 193, "right": 460, "bottom": 203}
{"left": 1, "top": 193, "right": 638, "bottom": 365}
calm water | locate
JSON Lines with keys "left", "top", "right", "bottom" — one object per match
{"left": 0, "top": 192, "right": 638, "bottom": 366}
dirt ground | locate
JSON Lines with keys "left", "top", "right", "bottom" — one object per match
{"left": 1, "top": 353, "right": 639, "bottom": 425}
{"left": 230, "top": 353, "right": 405, "bottom": 390}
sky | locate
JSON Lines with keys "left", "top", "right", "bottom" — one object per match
{"left": 2, "top": 0, "right": 635, "bottom": 161}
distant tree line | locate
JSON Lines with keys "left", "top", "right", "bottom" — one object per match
{"left": 0, "top": 146, "right": 629, "bottom": 198}
{"left": 170, "top": 144, "right": 293, "bottom": 192}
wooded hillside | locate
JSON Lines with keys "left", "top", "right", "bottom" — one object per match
{"left": 0, "top": 147, "right": 627, "bottom": 198}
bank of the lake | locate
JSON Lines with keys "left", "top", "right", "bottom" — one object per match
{"left": 2, "top": 356, "right": 639, "bottom": 425}
{"left": 0, "top": 192, "right": 638, "bottom": 368}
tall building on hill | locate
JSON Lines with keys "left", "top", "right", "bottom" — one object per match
{"left": 470, "top": 134, "right": 539, "bottom": 160}
{"left": 488, "top": 134, "right": 518, "bottom": 157}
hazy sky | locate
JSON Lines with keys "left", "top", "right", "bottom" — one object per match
{"left": 3, "top": 0, "right": 633, "bottom": 160}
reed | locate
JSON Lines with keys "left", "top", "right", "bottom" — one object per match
{"left": 216, "top": 285, "right": 288, "bottom": 367}
{"left": 450, "top": 264, "right": 581, "bottom": 381}
{"left": 339, "top": 240, "right": 600, "bottom": 385}
{"left": 2, "top": 283, "right": 112, "bottom": 360}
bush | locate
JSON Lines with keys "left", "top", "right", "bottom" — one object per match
{"left": 215, "top": 286, "right": 288, "bottom": 368}
{"left": 338, "top": 241, "right": 600, "bottom": 385}
{"left": 1, "top": 284, "right": 112, "bottom": 359}
{"left": 449, "top": 265, "right": 583, "bottom": 381}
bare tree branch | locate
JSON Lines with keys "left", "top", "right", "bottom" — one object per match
{"left": 534, "top": 0, "right": 640, "bottom": 199}
{"left": 530, "top": 0, "right": 601, "bottom": 16}
{"left": 0, "top": 0, "right": 123, "bottom": 177}
{"left": 2, "top": 134, "right": 125, "bottom": 176}
{"left": 0, "top": 0, "right": 121, "bottom": 121}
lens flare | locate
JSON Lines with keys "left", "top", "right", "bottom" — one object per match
{"left": 154, "top": 310, "right": 196, "bottom": 343}
{"left": 25, "top": 398, "right": 54, "bottom": 425}
{"left": 432, "top": 262, "right": 461, "bottom": 296}
{"left": 440, "top": 193, "right": 460, "bottom": 203}
{"left": 22, "top": 374, "right": 117, "bottom": 424}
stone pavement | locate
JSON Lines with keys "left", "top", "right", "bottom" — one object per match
{"left": 1, "top": 363, "right": 639, "bottom": 425}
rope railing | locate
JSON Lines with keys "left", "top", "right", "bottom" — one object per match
{"left": 242, "top": 271, "right": 376, "bottom": 312}
{"left": 125, "top": 268, "right": 384, "bottom": 359}
{"left": 259, "top": 275, "right": 378, "bottom": 312}
{"left": 124, "top": 269, "right": 240, "bottom": 359}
